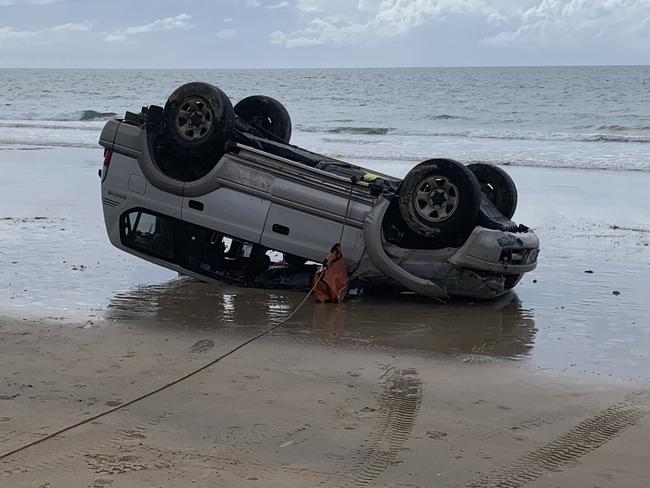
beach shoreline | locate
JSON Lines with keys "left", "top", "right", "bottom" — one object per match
{"left": 4, "top": 67, "right": 650, "bottom": 172}
{"left": 1, "top": 147, "right": 649, "bottom": 375}
{"left": 1, "top": 145, "right": 649, "bottom": 486}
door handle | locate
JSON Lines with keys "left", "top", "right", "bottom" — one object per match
{"left": 272, "top": 224, "right": 290, "bottom": 235}
{"left": 188, "top": 200, "right": 204, "bottom": 211}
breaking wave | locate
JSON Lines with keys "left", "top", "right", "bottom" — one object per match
{"left": 324, "top": 152, "right": 650, "bottom": 173}
{"left": 0, "top": 139, "right": 99, "bottom": 149}
{"left": 574, "top": 124, "right": 650, "bottom": 132}
{"left": 297, "top": 125, "right": 650, "bottom": 144}
{"left": 0, "top": 121, "right": 102, "bottom": 131}
{"left": 78, "top": 110, "right": 118, "bottom": 121}
{"left": 298, "top": 125, "right": 393, "bottom": 135}
{"left": 426, "top": 114, "right": 465, "bottom": 120}
{"left": 0, "top": 109, "right": 117, "bottom": 122}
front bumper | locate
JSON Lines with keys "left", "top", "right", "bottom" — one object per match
{"left": 448, "top": 226, "right": 539, "bottom": 274}
{"left": 361, "top": 196, "right": 539, "bottom": 300}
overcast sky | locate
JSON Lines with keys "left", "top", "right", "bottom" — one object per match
{"left": 1, "top": 0, "right": 649, "bottom": 68}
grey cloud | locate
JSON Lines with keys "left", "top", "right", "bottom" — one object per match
{"left": 265, "top": 1, "right": 290, "bottom": 9}
{"left": 0, "top": 0, "right": 63, "bottom": 5}
{"left": 105, "top": 13, "right": 193, "bottom": 43}
{"left": 483, "top": 0, "right": 650, "bottom": 46}
{"left": 0, "top": 19, "right": 92, "bottom": 43}
{"left": 270, "top": 0, "right": 650, "bottom": 50}
{"left": 216, "top": 28, "right": 238, "bottom": 39}
{"left": 271, "top": 0, "right": 509, "bottom": 46}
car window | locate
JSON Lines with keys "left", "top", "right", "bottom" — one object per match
{"left": 121, "top": 210, "right": 173, "bottom": 260}
{"left": 133, "top": 213, "right": 157, "bottom": 237}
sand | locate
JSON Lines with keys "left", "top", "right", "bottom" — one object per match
{"left": 1, "top": 147, "right": 650, "bottom": 486}
{"left": 1, "top": 316, "right": 650, "bottom": 488}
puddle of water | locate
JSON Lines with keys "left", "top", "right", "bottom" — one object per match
{"left": 106, "top": 278, "right": 537, "bottom": 359}
{"left": 1, "top": 150, "right": 649, "bottom": 380}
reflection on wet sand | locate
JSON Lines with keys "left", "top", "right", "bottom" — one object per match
{"left": 106, "top": 277, "right": 537, "bottom": 360}
{"left": 106, "top": 278, "right": 295, "bottom": 326}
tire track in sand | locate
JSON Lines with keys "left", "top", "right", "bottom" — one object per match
{"left": 468, "top": 400, "right": 647, "bottom": 488}
{"left": 343, "top": 367, "right": 422, "bottom": 487}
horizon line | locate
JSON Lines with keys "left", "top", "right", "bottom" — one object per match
{"left": 1, "top": 63, "right": 649, "bottom": 70}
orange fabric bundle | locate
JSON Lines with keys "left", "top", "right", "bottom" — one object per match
{"left": 314, "top": 244, "right": 349, "bottom": 303}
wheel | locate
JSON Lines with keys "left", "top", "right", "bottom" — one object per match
{"left": 234, "top": 95, "right": 292, "bottom": 143}
{"left": 467, "top": 163, "right": 517, "bottom": 219}
{"left": 398, "top": 159, "right": 481, "bottom": 239}
{"left": 163, "top": 82, "right": 234, "bottom": 154}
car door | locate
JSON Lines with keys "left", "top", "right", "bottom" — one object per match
{"left": 181, "top": 186, "right": 271, "bottom": 244}
{"left": 260, "top": 176, "right": 365, "bottom": 263}
{"left": 180, "top": 153, "right": 274, "bottom": 244}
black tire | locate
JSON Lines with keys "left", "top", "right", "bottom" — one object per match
{"left": 234, "top": 95, "right": 292, "bottom": 143}
{"left": 467, "top": 163, "right": 517, "bottom": 219}
{"left": 398, "top": 159, "right": 481, "bottom": 239}
{"left": 163, "top": 82, "right": 234, "bottom": 154}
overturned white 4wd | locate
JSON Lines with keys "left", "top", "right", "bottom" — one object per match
{"left": 99, "top": 82, "right": 539, "bottom": 300}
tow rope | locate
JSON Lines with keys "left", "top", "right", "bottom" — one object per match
{"left": 0, "top": 275, "right": 322, "bottom": 462}
{"left": 0, "top": 180, "right": 359, "bottom": 462}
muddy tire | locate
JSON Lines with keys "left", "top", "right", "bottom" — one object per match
{"left": 467, "top": 163, "right": 517, "bottom": 219}
{"left": 163, "top": 82, "right": 234, "bottom": 155}
{"left": 234, "top": 95, "right": 292, "bottom": 143}
{"left": 398, "top": 159, "right": 481, "bottom": 239}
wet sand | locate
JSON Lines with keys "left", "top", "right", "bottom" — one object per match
{"left": 1, "top": 147, "right": 650, "bottom": 486}
{"left": 1, "top": 148, "right": 648, "bottom": 377}
{"left": 1, "top": 317, "right": 650, "bottom": 487}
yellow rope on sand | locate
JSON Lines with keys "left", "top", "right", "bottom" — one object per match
{"left": 0, "top": 274, "right": 323, "bottom": 462}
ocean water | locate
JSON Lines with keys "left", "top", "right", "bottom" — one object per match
{"left": 1, "top": 66, "right": 649, "bottom": 172}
